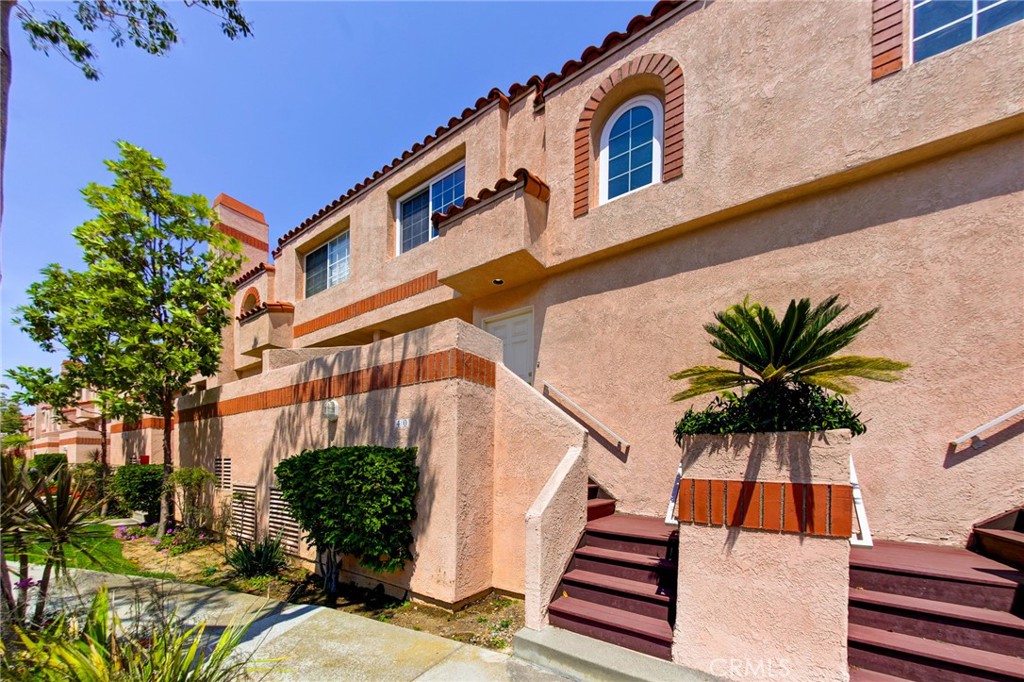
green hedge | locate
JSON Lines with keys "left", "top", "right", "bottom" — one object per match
{"left": 111, "top": 464, "right": 164, "bottom": 523}
{"left": 275, "top": 446, "right": 418, "bottom": 573}
{"left": 31, "top": 453, "right": 67, "bottom": 478}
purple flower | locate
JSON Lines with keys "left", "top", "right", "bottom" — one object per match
{"left": 151, "top": 539, "right": 160, "bottom": 545}
{"left": 15, "top": 578, "right": 36, "bottom": 590}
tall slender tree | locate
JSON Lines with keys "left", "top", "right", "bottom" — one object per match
{"left": 74, "top": 141, "right": 241, "bottom": 536}
{"left": 10, "top": 141, "right": 241, "bottom": 537}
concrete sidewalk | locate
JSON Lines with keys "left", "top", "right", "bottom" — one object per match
{"left": 34, "top": 568, "right": 566, "bottom": 681}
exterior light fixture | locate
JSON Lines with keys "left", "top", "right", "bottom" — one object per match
{"left": 322, "top": 399, "right": 339, "bottom": 422}
{"left": 492, "top": 278, "right": 505, "bottom": 286}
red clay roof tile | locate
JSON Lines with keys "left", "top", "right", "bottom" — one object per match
{"left": 431, "top": 168, "right": 549, "bottom": 228}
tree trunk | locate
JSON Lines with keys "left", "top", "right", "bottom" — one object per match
{"left": 156, "top": 394, "right": 175, "bottom": 538}
{"left": 31, "top": 557, "right": 53, "bottom": 626}
{"left": 98, "top": 414, "right": 109, "bottom": 516}
{"left": 319, "top": 548, "right": 340, "bottom": 606}
{"left": 0, "top": 0, "right": 13, "bottom": 235}
{"left": 14, "top": 532, "right": 28, "bottom": 622}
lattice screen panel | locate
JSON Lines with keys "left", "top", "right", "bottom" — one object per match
{"left": 269, "top": 487, "right": 301, "bottom": 553}
{"left": 231, "top": 484, "right": 257, "bottom": 542}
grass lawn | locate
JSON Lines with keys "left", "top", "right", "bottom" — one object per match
{"left": 17, "top": 523, "right": 173, "bottom": 579}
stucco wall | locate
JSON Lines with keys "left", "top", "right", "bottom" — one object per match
{"left": 672, "top": 432, "right": 851, "bottom": 682}
{"left": 492, "top": 365, "right": 589, "bottom": 593}
{"left": 475, "top": 134, "right": 1024, "bottom": 544}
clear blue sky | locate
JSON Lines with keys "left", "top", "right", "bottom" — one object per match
{"left": 1, "top": 1, "right": 650, "bottom": 382}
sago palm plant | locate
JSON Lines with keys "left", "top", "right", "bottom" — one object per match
{"left": 670, "top": 295, "right": 909, "bottom": 402}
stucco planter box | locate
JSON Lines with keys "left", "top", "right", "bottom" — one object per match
{"left": 672, "top": 430, "right": 853, "bottom": 682}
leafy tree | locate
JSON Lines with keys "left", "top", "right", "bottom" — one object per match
{"left": 0, "top": 0, "right": 252, "bottom": 226}
{"left": 670, "top": 295, "right": 909, "bottom": 402}
{"left": 68, "top": 141, "right": 241, "bottom": 537}
{"left": 0, "top": 389, "right": 29, "bottom": 452}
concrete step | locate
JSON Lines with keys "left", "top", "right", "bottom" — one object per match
{"left": 848, "top": 622, "right": 1024, "bottom": 682}
{"left": 849, "top": 587, "right": 1024, "bottom": 655}
{"left": 513, "top": 625, "right": 721, "bottom": 681}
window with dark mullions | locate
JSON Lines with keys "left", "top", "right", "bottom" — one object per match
{"left": 305, "top": 232, "right": 350, "bottom": 297}
{"left": 398, "top": 165, "right": 465, "bottom": 254}
{"left": 913, "top": 0, "right": 1024, "bottom": 62}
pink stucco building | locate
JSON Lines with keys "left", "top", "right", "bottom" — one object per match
{"left": 23, "top": 1, "right": 1024, "bottom": 679}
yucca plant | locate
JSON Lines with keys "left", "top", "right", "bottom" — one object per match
{"left": 227, "top": 535, "right": 286, "bottom": 578}
{"left": 671, "top": 295, "right": 908, "bottom": 401}
{"left": 10, "top": 584, "right": 275, "bottom": 681}
{"left": 671, "top": 295, "right": 908, "bottom": 439}
{"left": 1, "top": 454, "right": 45, "bottom": 623}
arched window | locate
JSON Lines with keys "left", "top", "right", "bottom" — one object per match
{"left": 241, "top": 289, "right": 260, "bottom": 315}
{"left": 599, "top": 95, "right": 664, "bottom": 205}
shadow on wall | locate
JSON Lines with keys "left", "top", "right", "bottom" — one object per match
{"left": 944, "top": 415, "right": 1024, "bottom": 468}
{"left": 255, "top": 331, "right": 439, "bottom": 593}
{"left": 680, "top": 433, "right": 820, "bottom": 552}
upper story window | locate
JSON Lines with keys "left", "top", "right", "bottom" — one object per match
{"left": 599, "top": 95, "right": 664, "bottom": 204}
{"left": 305, "top": 232, "right": 350, "bottom": 297}
{"left": 913, "top": 0, "right": 1024, "bottom": 61}
{"left": 397, "top": 164, "right": 465, "bottom": 254}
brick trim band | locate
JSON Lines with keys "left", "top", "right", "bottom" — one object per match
{"left": 294, "top": 271, "right": 441, "bottom": 338}
{"left": 676, "top": 478, "right": 853, "bottom": 538}
{"left": 178, "top": 348, "right": 496, "bottom": 424}
{"left": 217, "top": 224, "right": 269, "bottom": 252}
{"left": 111, "top": 417, "right": 174, "bottom": 434}
{"left": 872, "top": 0, "right": 903, "bottom": 81}
{"left": 59, "top": 436, "right": 106, "bottom": 447}
{"left": 574, "top": 52, "right": 684, "bottom": 218}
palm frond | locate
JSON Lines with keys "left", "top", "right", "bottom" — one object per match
{"left": 669, "top": 366, "right": 752, "bottom": 402}
{"left": 796, "top": 355, "right": 910, "bottom": 392}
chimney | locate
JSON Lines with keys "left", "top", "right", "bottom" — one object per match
{"left": 212, "top": 194, "right": 270, "bottom": 270}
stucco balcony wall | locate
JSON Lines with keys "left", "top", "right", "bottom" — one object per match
{"left": 236, "top": 308, "right": 294, "bottom": 360}
{"left": 176, "top": 319, "right": 503, "bottom": 606}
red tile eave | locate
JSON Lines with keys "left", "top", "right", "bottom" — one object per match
{"left": 275, "top": 89, "right": 511, "bottom": 257}
{"left": 506, "top": 0, "right": 692, "bottom": 105}
{"left": 274, "top": 0, "right": 695, "bottom": 256}
{"left": 431, "top": 168, "right": 549, "bottom": 228}
{"left": 232, "top": 262, "right": 276, "bottom": 289}
{"left": 236, "top": 300, "right": 295, "bottom": 323}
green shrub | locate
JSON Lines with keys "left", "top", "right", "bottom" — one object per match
{"left": 674, "top": 383, "right": 867, "bottom": 443}
{"left": 156, "top": 526, "right": 212, "bottom": 556}
{"left": 227, "top": 535, "right": 287, "bottom": 577}
{"left": 169, "top": 466, "right": 215, "bottom": 530}
{"left": 31, "top": 452, "right": 67, "bottom": 478}
{"left": 71, "top": 460, "right": 110, "bottom": 506}
{"left": 275, "top": 446, "right": 418, "bottom": 599}
{"left": 111, "top": 464, "right": 164, "bottom": 524}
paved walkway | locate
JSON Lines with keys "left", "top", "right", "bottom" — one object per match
{"left": 33, "top": 568, "right": 567, "bottom": 681}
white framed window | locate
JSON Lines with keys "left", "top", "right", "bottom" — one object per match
{"left": 912, "top": 0, "right": 1023, "bottom": 62}
{"left": 599, "top": 94, "right": 664, "bottom": 205}
{"left": 396, "top": 164, "right": 465, "bottom": 254}
{"left": 305, "top": 231, "right": 350, "bottom": 298}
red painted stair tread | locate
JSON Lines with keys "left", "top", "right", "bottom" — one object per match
{"left": 586, "top": 513, "right": 677, "bottom": 542}
{"left": 849, "top": 587, "right": 1024, "bottom": 631}
{"left": 575, "top": 545, "right": 677, "bottom": 569}
{"left": 849, "top": 668, "right": 912, "bottom": 681}
{"left": 851, "top": 540, "right": 1024, "bottom": 587}
{"left": 848, "top": 623, "right": 1024, "bottom": 679}
{"left": 562, "top": 569, "right": 673, "bottom": 602}
{"left": 548, "top": 597, "right": 673, "bottom": 642}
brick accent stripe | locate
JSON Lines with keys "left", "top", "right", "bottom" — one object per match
{"left": 217, "top": 223, "right": 269, "bottom": 252}
{"left": 178, "top": 348, "right": 496, "bottom": 424}
{"left": 574, "top": 53, "right": 684, "bottom": 218}
{"left": 58, "top": 436, "right": 105, "bottom": 447}
{"left": 872, "top": 0, "right": 904, "bottom": 81}
{"left": 294, "top": 272, "right": 440, "bottom": 338}
{"left": 676, "top": 478, "right": 853, "bottom": 539}
{"left": 111, "top": 417, "right": 174, "bottom": 434}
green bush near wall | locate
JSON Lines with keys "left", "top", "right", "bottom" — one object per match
{"left": 275, "top": 446, "right": 419, "bottom": 574}
{"left": 31, "top": 453, "right": 67, "bottom": 478}
{"left": 111, "top": 464, "right": 164, "bottom": 523}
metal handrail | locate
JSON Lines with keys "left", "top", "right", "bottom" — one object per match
{"left": 950, "top": 404, "right": 1024, "bottom": 448}
{"left": 541, "top": 382, "right": 631, "bottom": 451}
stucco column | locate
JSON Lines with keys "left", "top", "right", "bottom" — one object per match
{"left": 671, "top": 430, "right": 852, "bottom": 682}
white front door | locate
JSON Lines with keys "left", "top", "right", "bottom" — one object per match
{"left": 484, "top": 308, "right": 535, "bottom": 383}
